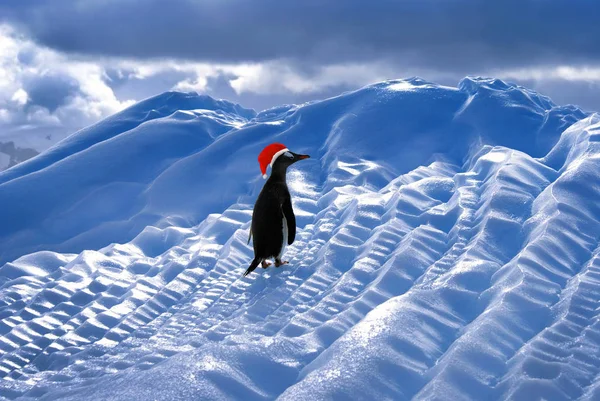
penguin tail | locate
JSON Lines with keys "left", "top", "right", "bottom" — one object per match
{"left": 243, "top": 257, "right": 261, "bottom": 277}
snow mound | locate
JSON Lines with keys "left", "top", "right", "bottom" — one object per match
{"left": 0, "top": 78, "right": 586, "bottom": 266}
{"left": 0, "top": 78, "right": 599, "bottom": 400}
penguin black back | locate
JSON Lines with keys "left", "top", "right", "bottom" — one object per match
{"left": 244, "top": 144, "right": 309, "bottom": 276}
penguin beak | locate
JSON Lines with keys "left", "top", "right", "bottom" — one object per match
{"left": 296, "top": 154, "right": 310, "bottom": 160}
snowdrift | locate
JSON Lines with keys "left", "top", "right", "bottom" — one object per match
{"left": 0, "top": 77, "right": 599, "bottom": 400}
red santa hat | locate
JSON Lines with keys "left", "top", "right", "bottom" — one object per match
{"left": 258, "top": 143, "right": 289, "bottom": 179}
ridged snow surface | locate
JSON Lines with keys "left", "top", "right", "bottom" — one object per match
{"left": 0, "top": 78, "right": 599, "bottom": 400}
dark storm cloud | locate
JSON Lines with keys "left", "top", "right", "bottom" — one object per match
{"left": 1, "top": 0, "right": 599, "bottom": 72}
{"left": 24, "top": 73, "right": 80, "bottom": 113}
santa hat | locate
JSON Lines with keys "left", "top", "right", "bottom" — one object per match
{"left": 258, "top": 143, "right": 289, "bottom": 179}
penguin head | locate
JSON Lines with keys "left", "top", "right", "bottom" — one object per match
{"left": 274, "top": 151, "right": 310, "bottom": 168}
{"left": 258, "top": 143, "right": 310, "bottom": 179}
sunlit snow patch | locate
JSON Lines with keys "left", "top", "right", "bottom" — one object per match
{"left": 387, "top": 81, "right": 417, "bottom": 91}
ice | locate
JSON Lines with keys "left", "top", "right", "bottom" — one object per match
{"left": 0, "top": 77, "right": 598, "bottom": 400}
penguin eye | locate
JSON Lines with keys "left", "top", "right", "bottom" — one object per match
{"left": 283, "top": 151, "right": 294, "bottom": 159}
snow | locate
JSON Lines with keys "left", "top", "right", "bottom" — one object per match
{"left": 0, "top": 77, "right": 599, "bottom": 400}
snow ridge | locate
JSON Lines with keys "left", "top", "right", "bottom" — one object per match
{"left": 0, "top": 78, "right": 598, "bottom": 400}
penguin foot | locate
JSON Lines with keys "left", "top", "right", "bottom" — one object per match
{"left": 261, "top": 261, "right": 272, "bottom": 269}
{"left": 275, "top": 259, "right": 289, "bottom": 267}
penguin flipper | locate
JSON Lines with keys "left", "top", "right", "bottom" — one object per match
{"left": 247, "top": 229, "right": 252, "bottom": 245}
{"left": 282, "top": 197, "right": 296, "bottom": 245}
{"left": 244, "top": 257, "right": 261, "bottom": 276}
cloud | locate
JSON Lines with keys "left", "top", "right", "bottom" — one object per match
{"left": 0, "top": 25, "right": 135, "bottom": 149}
{"left": 2, "top": 1, "right": 600, "bottom": 154}
{"left": 11, "top": 88, "right": 28, "bottom": 105}
{"left": 498, "top": 66, "right": 600, "bottom": 82}
{"left": 2, "top": 21, "right": 387, "bottom": 150}
{"left": 2, "top": 0, "right": 599, "bottom": 73}
{"left": 171, "top": 60, "right": 429, "bottom": 97}
{"left": 24, "top": 73, "right": 79, "bottom": 112}
{"left": 106, "top": 59, "right": 396, "bottom": 98}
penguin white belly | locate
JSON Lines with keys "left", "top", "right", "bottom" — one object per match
{"left": 278, "top": 215, "right": 288, "bottom": 259}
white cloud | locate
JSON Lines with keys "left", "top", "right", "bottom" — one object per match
{"left": 498, "top": 66, "right": 600, "bottom": 82}
{"left": 0, "top": 24, "right": 135, "bottom": 150}
{"left": 11, "top": 88, "right": 28, "bottom": 105}
{"left": 174, "top": 61, "right": 398, "bottom": 95}
{"left": 0, "top": 108, "right": 10, "bottom": 123}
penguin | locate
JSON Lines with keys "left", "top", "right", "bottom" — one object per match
{"left": 244, "top": 143, "right": 310, "bottom": 276}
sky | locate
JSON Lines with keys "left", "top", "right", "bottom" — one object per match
{"left": 1, "top": 0, "right": 600, "bottom": 151}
